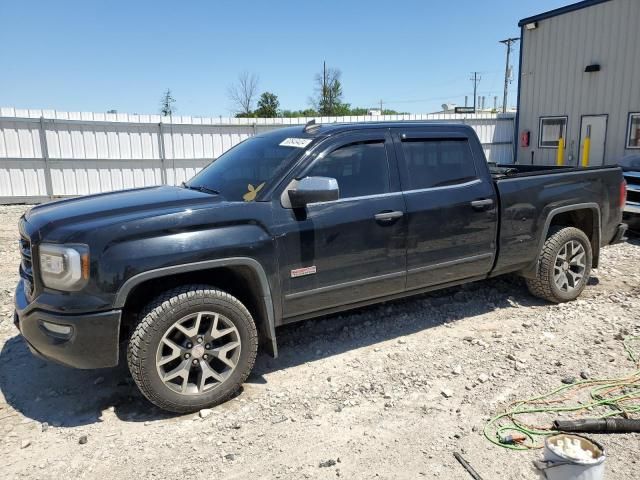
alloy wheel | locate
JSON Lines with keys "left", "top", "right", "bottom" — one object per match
{"left": 155, "top": 311, "right": 241, "bottom": 395}
{"left": 553, "top": 240, "right": 586, "bottom": 292}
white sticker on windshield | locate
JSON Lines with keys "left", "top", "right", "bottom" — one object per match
{"left": 279, "top": 138, "right": 312, "bottom": 148}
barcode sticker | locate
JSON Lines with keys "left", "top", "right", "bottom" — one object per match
{"left": 280, "top": 138, "right": 312, "bottom": 148}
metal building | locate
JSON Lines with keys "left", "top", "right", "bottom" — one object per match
{"left": 516, "top": 0, "right": 640, "bottom": 166}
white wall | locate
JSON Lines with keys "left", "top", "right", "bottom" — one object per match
{"left": 0, "top": 107, "right": 515, "bottom": 202}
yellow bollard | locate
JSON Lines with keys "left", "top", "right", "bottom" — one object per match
{"left": 582, "top": 125, "right": 591, "bottom": 167}
{"left": 556, "top": 137, "right": 565, "bottom": 166}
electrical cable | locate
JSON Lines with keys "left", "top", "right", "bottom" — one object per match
{"left": 483, "top": 336, "right": 640, "bottom": 450}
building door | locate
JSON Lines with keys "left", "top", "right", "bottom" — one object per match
{"left": 580, "top": 115, "right": 608, "bottom": 166}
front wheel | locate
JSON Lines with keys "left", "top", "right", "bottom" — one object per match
{"left": 127, "top": 285, "right": 258, "bottom": 413}
{"left": 525, "top": 226, "right": 592, "bottom": 303}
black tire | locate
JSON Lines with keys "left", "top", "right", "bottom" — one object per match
{"left": 127, "top": 284, "right": 258, "bottom": 413}
{"left": 526, "top": 226, "right": 592, "bottom": 303}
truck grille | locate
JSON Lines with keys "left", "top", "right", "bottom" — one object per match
{"left": 19, "top": 235, "right": 35, "bottom": 298}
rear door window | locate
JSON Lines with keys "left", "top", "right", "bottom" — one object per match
{"left": 400, "top": 139, "right": 477, "bottom": 189}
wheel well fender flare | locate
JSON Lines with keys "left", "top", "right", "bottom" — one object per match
{"left": 114, "top": 257, "right": 278, "bottom": 357}
{"left": 523, "top": 202, "right": 601, "bottom": 277}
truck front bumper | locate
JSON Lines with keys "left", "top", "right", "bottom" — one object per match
{"left": 14, "top": 279, "right": 121, "bottom": 369}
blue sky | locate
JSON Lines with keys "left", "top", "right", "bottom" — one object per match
{"left": 0, "top": 0, "right": 571, "bottom": 116}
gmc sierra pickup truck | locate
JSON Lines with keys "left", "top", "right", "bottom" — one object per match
{"left": 14, "top": 122, "right": 628, "bottom": 413}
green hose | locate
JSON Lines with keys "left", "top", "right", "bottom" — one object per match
{"left": 484, "top": 336, "right": 640, "bottom": 450}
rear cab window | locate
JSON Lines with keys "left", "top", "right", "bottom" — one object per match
{"left": 395, "top": 132, "right": 478, "bottom": 190}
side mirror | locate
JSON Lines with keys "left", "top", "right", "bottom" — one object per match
{"left": 288, "top": 176, "right": 339, "bottom": 208}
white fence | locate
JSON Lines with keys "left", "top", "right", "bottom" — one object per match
{"left": 0, "top": 107, "right": 515, "bottom": 203}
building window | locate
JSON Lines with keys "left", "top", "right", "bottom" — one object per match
{"left": 538, "top": 116, "right": 568, "bottom": 148}
{"left": 627, "top": 113, "right": 640, "bottom": 149}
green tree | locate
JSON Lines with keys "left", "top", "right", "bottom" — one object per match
{"left": 160, "top": 89, "right": 176, "bottom": 117}
{"left": 332, "top": 103, "right": 352, "bottom": 116}
{"left": 382, "top": 109, "right": 407, "bottom": 115}
{"left": 313, "top": 63, "right": 345, "bottom": 116}
{"left": 348, "top": 107, "right": 369, "bottom": 116}
{"left": 279, "top": 105, "right": 409, "bottom": 118}
{"left": 255, "top": 92, "right": 280, "bottom": 118}
{"left": 343, "top": 106, "right": 408, "bottom": 116}
{"left": 281, "top": 108, "right": 318, "bottom": 118}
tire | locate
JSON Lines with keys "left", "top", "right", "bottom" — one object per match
{"left": 526, "top": 226, "right": 592, "bottom": 303}
{"left": 127, "top": 284, "right": 258, "bottom": 413}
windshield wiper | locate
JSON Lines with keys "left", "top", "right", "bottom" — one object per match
{"left": 181, "top": 183, "right": 220, "bottom": 195}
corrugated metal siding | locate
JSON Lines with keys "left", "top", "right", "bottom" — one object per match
{"left": 0, "top": 117, "right": 47, "bottom": 197}
{"left": 517, "top": 0, "right": 640, "bottom": 165}
{"left": 0, "top": 108, "right": 514, "bottom": 202}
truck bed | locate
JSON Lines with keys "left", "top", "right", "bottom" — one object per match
{"left": 487, "top": 163, "right": 624, "bottom": 278}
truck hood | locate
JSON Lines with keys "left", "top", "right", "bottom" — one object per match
{"left": 22, "top": 186, "right": 221, "bottom": 242}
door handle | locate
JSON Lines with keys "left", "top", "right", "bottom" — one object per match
{"left": 470, "top": 198, "right": 494, "bottom": 210}
{"left": 374, "top": 210, "right": 404, "bottom": 223}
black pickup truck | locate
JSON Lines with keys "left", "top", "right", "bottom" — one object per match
{"left": 14, "top": 122, "right": 628, "bottom": 412}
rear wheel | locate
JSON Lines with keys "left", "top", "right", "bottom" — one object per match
{"left": 526, "top": 227, "right": 592, "bottom": 303}
{"left": 127, "top": 285, "right": 258, "bottom": 413}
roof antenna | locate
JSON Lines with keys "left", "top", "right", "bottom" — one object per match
{"left": 304, "top": 119, "right": 320, "bottom": 133}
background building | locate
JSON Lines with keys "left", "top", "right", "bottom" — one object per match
{"left": 516, "top": 0, "right": 640, "bottom": 166}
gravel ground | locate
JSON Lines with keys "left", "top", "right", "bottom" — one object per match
{"left": 1, "top": 204, "right": 639, "bottom": 479}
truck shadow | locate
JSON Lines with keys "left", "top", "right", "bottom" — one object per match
{"left": 251, "top": 274, "right": 543, "bottom": 380}
{"left": 0, "top": 268, "right": 609, "bottom": 427}
{"left": 0, "top": 336, "right": 178, "bottom": 426}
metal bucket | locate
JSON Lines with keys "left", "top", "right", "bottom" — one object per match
{"left": 538, "top": 434, "right": 605, "bottom": 480}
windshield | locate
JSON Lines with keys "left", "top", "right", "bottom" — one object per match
{"left": 185, "top": 130, "right": 313, "bottom": 201}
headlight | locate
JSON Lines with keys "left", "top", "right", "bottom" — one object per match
{"left": 39, "top": 244, "right": 90, "bottom": 291}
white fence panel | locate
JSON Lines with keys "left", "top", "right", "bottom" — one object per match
{"left": 0, "top": 159, "right": 48, "bottom": 197}
{"left": 49, "top": 159, "right": 164, "bottom": 196}
{"left": 0, "top": 108, "right": 515, "bottom": 203}
{"left": 165, "top": 159, "right": 211, "bottom": 187}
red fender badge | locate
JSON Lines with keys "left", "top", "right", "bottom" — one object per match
{"left": 290, "top": 266, "right": 317, "bottom": 278}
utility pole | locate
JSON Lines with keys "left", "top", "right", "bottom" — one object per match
{"left": 380, "top": 99, "right": 383, "bottom": 114}
{"left": 499, "top": 37, "right": 519, "bottom": 113}
{"left": 323, "top": 61, "right": 327, "bottom": 114}
{"left": 470, "top": 72, "right": 481, "bottom": 112}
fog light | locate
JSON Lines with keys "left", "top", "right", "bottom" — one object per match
{"left": 41, "top": 321, "right": 73, "bottom": 336}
